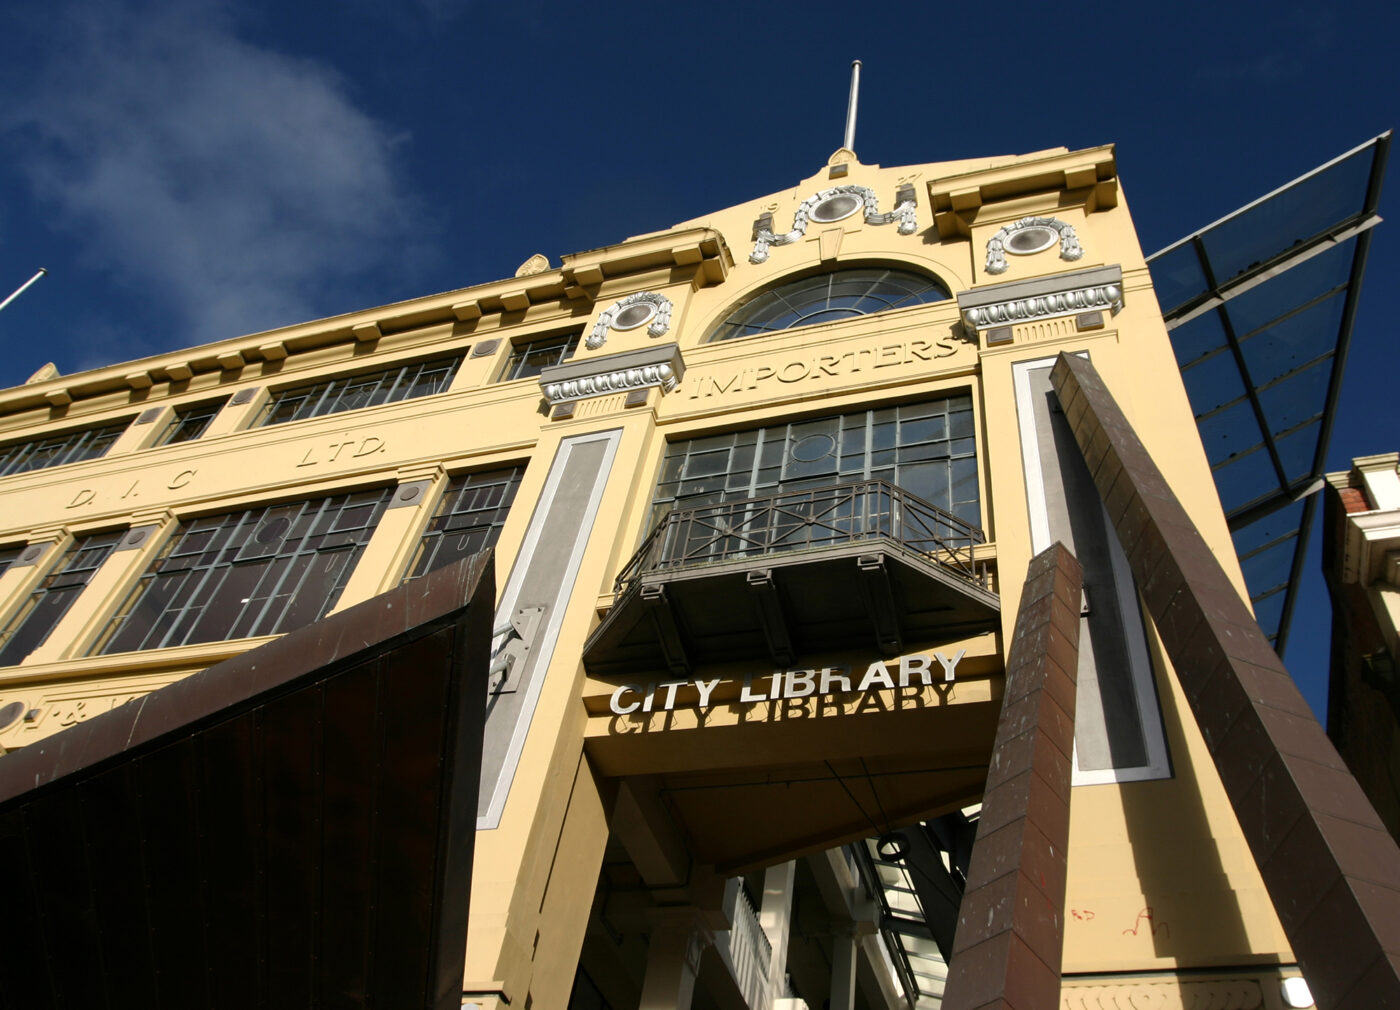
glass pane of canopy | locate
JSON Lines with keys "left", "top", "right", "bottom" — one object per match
{"left": 1147, "top": 133, "right": 1389, "bottom": 651}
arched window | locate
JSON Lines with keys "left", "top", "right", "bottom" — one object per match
{"left": 708, "top": 266, "right": 950, "bottom": 342}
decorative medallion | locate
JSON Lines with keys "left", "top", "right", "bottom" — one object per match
{"left": 750, "top": 184, "right": 918, "bottom": 264}
{"left": 985, "top": 216, "right": 1083, "bottom": 274}
{"left": 586, "top": 292, "right": 674, "bottom": 349}
{"left": 514, "top": 253, "right": 550, "bottom": 277}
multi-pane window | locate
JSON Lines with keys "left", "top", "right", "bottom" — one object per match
{"left": 157, "top": 399, "right": 227, "bottom": 445}
{"left": 0, "top": 532, "right": 123, "bottom": 666}
{"left": 259, "top": 355, "right": 463, "bottom": 426}
{"left": 708, "top": 267, "right": 950, "bottom": 342}
{"left": 499, "top": 332, "right": 580, "bottom": 382}
{"left": 404, "top": 467, "right": 525, "bottom": 581}
{"left": 99, "top": 488, "right": 393, "bottom": 654}
{"left": 0, "top": 545, "right": 24, "bottom": 579}
{"left": 0, "top": 421, "right": 129, "bottom": 477}
{"left": 652, "top": 395, "right": 980, "bottom": 527}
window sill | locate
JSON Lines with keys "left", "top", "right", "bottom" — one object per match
{"left": 0, "top": 635, "right": 281, "bottom": 687}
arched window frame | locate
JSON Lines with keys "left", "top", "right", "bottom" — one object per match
{"left": 706, "top": 265, "right": 952, "bottom": 343}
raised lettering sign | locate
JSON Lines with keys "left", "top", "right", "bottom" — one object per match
{"left": 608, "top": 651, "right": 965, "bottom": 715}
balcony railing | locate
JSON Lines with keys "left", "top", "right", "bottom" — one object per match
{"left": 616, "top": 479, "right": 988, "bottom": 595}
{"left": 715, "top": 881, "right": 774, "bottom": 1010}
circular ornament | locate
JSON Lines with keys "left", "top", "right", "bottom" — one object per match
{"left": 611, "top": 302, "right": 659, "bottom": 331}
{"left": 808, "top": 192, "right": 863, "bottom": 224}
{"left": 790, "top": 433, "right": 837, "bottom": 463}
{"left": 0, "top": 701, "right": 25, "bottom": 732}
{"left": 256, "top": 516, "right": 290, "bottom": 545}
{"left": 1004, "top": 225, "right": 1059, "bottom": 255}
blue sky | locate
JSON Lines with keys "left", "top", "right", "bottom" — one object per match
{"left": 0, "top": 0, "right": 1395, "bottom": 717}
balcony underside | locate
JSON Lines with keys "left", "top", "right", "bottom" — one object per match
{"left": 583, "top": 540, "right": 1000, "bottom": 676}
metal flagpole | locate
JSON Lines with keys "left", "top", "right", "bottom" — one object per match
{"left": 0, "top": 268, "right": 47, "bottom": 314}
{"left": 843, "top": 60, "right": 862, "bottom": 153}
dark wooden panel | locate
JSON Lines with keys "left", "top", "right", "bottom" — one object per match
{"left": 318, "top": 658, "right": 380, "bottom": 1010}
{"left": 80, "top": 764, "right": 157, "bottom": 1010}
{"left": 0, "top": 552, "right": 493, "bottom": 1010}
{"left": 260, "top": 683, "right": 323, "bottom": 1008}
{"left": 198, "top": 714, "right": 265, "bottom": 1010}
{"left": 372, "top": 628, "right": 455, "bottom": 1006}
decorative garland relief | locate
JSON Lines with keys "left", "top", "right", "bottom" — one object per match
{"left": 750, "top": 184, "right": 918, "bottom": 264}
{"left": 586, "top": 292, "right": 673, "bottom": 350}
{"left": 986, "top": 216, "right": 1083, "bottom": 275}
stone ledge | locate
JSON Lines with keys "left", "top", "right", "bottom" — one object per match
{"left": 539, "top": 343, "right": 685, "bottom": 406}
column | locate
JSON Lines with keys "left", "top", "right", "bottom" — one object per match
{"left": 639, "top": 908, "right": 712, "bottom": 1010}
{"left": 0, "top": 533, "right": 65, "bottom": 622}
{"left": 1051, "top": 349, "right": 1400, "bottom": 1007}
{"left": 326, "top": 465, "right": 446, "bottom": 612}
{"left": 941, "top": 542, "right": 1082, "bottom": 1010}
{"left": 22, "top": 510, "right": 177, "bottom": 664}
{"left": 759, "top": 860, "right": 796, "bottom": 999}
{"left": 828, "top": 922, "right": 858, "bottom": 1010}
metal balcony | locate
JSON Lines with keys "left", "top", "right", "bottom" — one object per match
{"left": 583, "top": 480, "right": 1000, "bottom": 676}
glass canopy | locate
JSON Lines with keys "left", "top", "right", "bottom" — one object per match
{"left": 1147, "top": 132, "right": 1390, "bottom": 650}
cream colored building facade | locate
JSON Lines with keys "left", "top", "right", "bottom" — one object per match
{"left": 0, "top": 145, "right": 1312, "bottom": 1009}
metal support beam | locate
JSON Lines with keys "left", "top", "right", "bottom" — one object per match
{"left": 1050, "top": 351, "right": 1400, "bottom": 1009}
{"left": 856, "top": 554, "right": 903, "bottom": 656}
{"left": 943, "top": 542, "right": 1082, "bottom": 1010}
{"left": 641, "top": 583, "right": 691, "bottom": 677}
{"left": 745, "top": 569, "right": 795, "bottom": 667}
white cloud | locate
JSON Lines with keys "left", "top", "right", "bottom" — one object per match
{"left": 6, "top": 0, "right": 422, "bottom": 342}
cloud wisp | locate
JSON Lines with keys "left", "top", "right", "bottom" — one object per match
{"left": 5, "top": 0, "right": 422, "bottom": 346}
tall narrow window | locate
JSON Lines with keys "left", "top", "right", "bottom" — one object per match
{"left": 405, "top": 466, "right": 525, "bottom": 581}
{"left": 157, "top": 398, "right": 228, "bottom": 445}
{"left": 0, "top": 545, "right": 24, "bottom": 579}
{"left": 499, "top": 332, "right": 580, "bottom": 382}
{"left": 99, "top": 488, "right": 393, "bottom": 654}
{"left": 259, "top": 355, "right": 463, "bottom": 426}
{"left": 0, "top": 421, "right": 130, "bottom": 477}
{"left": 0, "top": 532, "right": 123, "bottom": 666}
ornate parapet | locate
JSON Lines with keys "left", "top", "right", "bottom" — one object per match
{"left": 957, "top": 264, "right": 1123, "bottom": 335}
{"left": 539, "top": 343, "right": 685, "bottom": 406}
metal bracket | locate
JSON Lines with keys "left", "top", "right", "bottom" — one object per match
{"left": 488, "top": 605, "right": 545, "bottom": 695}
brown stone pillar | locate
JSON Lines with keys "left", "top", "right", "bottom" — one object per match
{"left": 943, "top": 542, "right": 1082, "bottom": 1010}
{"left": 1050, "top": 351, "right": 1400, "bottom": 1009}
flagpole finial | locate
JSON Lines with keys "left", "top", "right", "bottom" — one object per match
{"left": 844, "top": 60, "right": 862, "bottom": 155}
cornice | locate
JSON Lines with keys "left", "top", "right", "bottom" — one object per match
{"left": 957, "top": 265, "right": 1124, "bottom": 334}
{"left": 0, "top": 228, "right": 730, "bottom": 417}
{"left": 927, "top": 145, "right": 1118, "bottom": 239}
{"left": 1340, "top": 508, "right": 1400, "bottom": 587}
{"left": 539, "top": 343, "right": 685, "bottom": 406}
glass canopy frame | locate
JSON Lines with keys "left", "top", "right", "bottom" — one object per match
{"left": 1147, "top": 132, "right": 1391, "bottom": 651}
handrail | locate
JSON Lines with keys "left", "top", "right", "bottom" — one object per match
{"left": 615, "top": 479, "right": 988, "bottom": 595}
